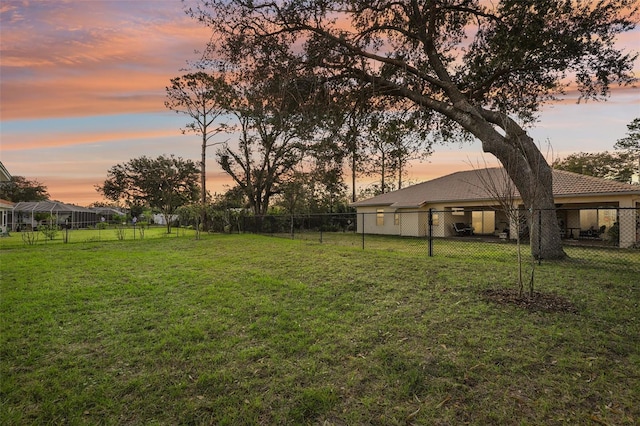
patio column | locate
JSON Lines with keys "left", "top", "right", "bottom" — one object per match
{"left": 618, "top": 199, "right": 636, "bottom": 248}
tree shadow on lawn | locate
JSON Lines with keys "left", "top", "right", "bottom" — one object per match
{"left": 482, "top": 288, "right": 578, "bottom": 314}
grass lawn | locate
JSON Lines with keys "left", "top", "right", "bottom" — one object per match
{"left": 1, "top": 234, "right": 638, "bottom": 425}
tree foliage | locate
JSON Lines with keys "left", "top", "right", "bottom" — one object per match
{"left": 552, "top": 151, "right": 636, "bottom": 183}
{"left": 615, "top": 118, "right": 640, "bottom": 154}
{"left": 216, "top": 63, "right": 324, "bottom": 216}
{"left": 615, "top": 117, "right": 640, "bottom": 181}
{"left": 365, "top": 110, "right": 432, "bottom": 192}
{"left": 189, "top": 0, "right": 638, "bottom": 259}
{"left": 96, "top": 155, "right": 200, "bottom": 233}
{"left": 0, "top": 176, "right": 49, "bottom": 202}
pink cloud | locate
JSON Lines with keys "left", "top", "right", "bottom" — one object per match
{"left": 1, "top": 0, "right": 212, "bottom": 120}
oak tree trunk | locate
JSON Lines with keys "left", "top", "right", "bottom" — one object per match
{"left": 479, "top": 128, "right": 565, "bottom": 260}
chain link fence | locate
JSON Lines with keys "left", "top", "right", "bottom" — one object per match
{"left": 244, "top": 207, "right": 640, "bottom": 273}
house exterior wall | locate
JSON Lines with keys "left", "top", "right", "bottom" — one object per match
{"left": 398, "top": 211, "right": 419, "bottom": 236}
{"left": 356, "top": 206, "right": 399, "bottom": 235}
{"left": 356, "top": 194, "right": 640, "bottom": 247}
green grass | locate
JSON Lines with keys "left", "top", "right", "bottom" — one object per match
{"left": 0, "top": 225, "right": 196, "bottom": 247}
{"left": 1, "top": 234, "right": 638, "bottom": 425}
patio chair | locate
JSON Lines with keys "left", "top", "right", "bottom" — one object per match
{"left": 453, "top": 222, "right": 473, "bottom": 236}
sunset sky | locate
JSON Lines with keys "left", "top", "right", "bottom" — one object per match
{"left": 1, "top": 0, "right": 639, "bottom": 206}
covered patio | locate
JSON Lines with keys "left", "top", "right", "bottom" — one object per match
{"left": 353, "top": 168, "right": 640, "bottom": 248}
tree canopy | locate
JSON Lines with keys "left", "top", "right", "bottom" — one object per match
{"left": 96, "top": 155, "right": 200, "bottom": 233}
{"left": 189, "top": 0, "right": 638, "bottom": 259}
{"left": 615, "top": 118, "right": 640, "bottom": 154}
{"left": 0, "top": 176, "right": 49, "bottom": 202}
{"left": 216, "top": 63, "right": 325, "bottom": 216}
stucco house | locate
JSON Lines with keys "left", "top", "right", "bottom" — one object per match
{"left": 351, "top": 168, "right": 640, "bottom": 248}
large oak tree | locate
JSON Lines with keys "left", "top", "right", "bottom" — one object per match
{"left": 190, "top": 0, "right": 638, "bottom": 259}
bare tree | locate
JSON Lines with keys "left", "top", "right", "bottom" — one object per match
{"left": 472, "top": 165, "right": 532, "bottom": 298}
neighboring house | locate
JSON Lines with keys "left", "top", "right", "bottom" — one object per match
{"left": 0, "top": 161, "right": 11, "bottom": 182}
{"left": 0, "top": 199, "right": 14, "bottom": 235}
{"left": 351, "top": 168, "right": 640, "bottom": 248}
{"left": 0, "top": 162, "right": 13, "bottom": 234}
{"left": 152, "top": 213, "right": 179, "bottom": 225}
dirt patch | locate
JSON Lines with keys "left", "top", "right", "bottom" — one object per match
{"left": 482, "top": 288, "right": 578, "bottom": 314}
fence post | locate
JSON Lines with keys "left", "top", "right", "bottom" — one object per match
{"left": 361, "top": 213, "right": 365, "bottom": 250}
{"left": 428, "top": 208, "right": 434, "bottom": 257}
{"left": 290, "top": 214, "right": 294, "bottom": 239}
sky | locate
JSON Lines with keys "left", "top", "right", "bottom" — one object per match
{"left": 1, "top": 0, "right": 639, "bottom": 206}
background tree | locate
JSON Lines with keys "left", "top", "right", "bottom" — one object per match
{"left": 210, "top": 187, "right": 247, "bottom": 232}
{"left": 321, "top": 87, "right": 375, "bottom": 203}
{"left": 614, "top": 117, "right": 640, "bottom": 182}
{"left": 217, "top": 62, "right": 323, "bottom": 216}
{"left": 191, "top": 0, "right": 638, "bottom": 259}
{"left": 552, "top": 151, "right": 635, "bottom": 183}
{"left": 366, "top": 111, "right": 432, "bottom": 193}
{"left": 219, "top": 112, "right": 304, "bottom": 216}
{"left": 276, "top": 171, "right": 309, "bottom": 214}
{"left": 165, "top": 71, "right": 233, "bottom": 217}
{"left": 307, "top": 137, "right": 348, "bottom": 212}
{"left": 0, "top": 176, "right": 49, "bottom": 202}
{"left": 213, "top": 186, "right": 247, "bottom": 210}
{"left": 97, "top": 155, "right": 200, "bottom": 234}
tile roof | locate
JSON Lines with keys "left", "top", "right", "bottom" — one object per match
{"left": 351, "top": 168, "right": 640, "bottom": 208}
{"left": 0, "top": 199, "right": 14, "bottom": 209}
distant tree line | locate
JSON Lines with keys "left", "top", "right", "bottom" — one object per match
{"left": 553, "top": 118, "right": 640, "bottom": 183}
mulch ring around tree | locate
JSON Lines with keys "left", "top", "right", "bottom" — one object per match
{"left": 482, "top": 288, "right": 578, "bottom": 314}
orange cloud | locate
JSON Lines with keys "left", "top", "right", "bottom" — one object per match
{"left": 1, "top": 127, "right": 182, "bottom": 152}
